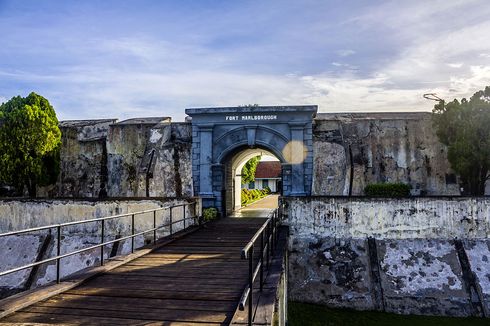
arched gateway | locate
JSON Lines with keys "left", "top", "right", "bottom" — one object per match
{"left": 185, "top": 106, "right": 317, "bottom": 216}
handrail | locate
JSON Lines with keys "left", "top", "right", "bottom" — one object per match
{"left": 0, "top": 206, "right": 172, "bottom": 237}
{"left": 238, "top": 208, "right": 281, "bottom": 326}
{"left": 0, "top": 201, "right": 198, "bottom": 284}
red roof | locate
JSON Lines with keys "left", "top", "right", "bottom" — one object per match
{"left": 255, "top": 161, "right": 281, "bottom": 179}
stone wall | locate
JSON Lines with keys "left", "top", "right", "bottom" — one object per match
{"left": 37, "top": 118, "right": 193, "bottom": 199}
{"left": 284, "top": 196, "right": 490, "bottom": 317}
{"left": 0, "top": 198, "right": 198, "bottom": 299}
{"left": 33, "top": 111, "right": 484, "bottom": 199}
{"left": 312, "top": 113, "right": 460, "bottom": 196}
{"left": 38, "top": 119, "right": 116, "bottom": 198}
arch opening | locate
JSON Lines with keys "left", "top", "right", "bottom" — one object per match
{"left": 221, "top": 145, "right": 282, "bottom": 216}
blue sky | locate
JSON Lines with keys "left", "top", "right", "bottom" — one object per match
{"left": 1, "top": 0, "right": 489, "bottom": 121}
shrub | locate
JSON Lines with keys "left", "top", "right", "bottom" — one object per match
{"left": 203, "top": 207, "right": 218, "bottom": 222}
{"left": 364, "top": 183, "right": 411, "bottom": 197}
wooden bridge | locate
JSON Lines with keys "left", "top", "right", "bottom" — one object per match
{"left": 0, "top": 203, "right": 287, "bottom": 325}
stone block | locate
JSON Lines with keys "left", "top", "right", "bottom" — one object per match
{"left": 288, "top": 236, "right": 375, "bottom": 310}
{"left": 378, "top": 239, "right": 471, "bottom": 317}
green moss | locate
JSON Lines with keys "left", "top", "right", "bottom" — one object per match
{"left": 288, "top": 302, "right": 488, "bottom": 326}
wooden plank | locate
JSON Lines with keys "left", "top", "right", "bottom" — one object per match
{"left": 154, "top": 247, "right": 244, "bottom": 253}
{"left": 81, "top": 278, "right": 245, "bottom": 292}
{"left": 1, "top": 311, "right": 223, "bottom": 325}
{"left": 123, "top": 259, "right": 248, "bottom": 267}
{"left": 106, "top": 269, "right": 248, "bottom": 280}
{"left": 41, "top": 294, "right": 235, "bottom": 312}
{"left": 109, "top": 264, "right": 248, "bottom": 277}
{"left": 64, "top": 287, "right": 241, "bottom": 301}
{"left": 92, "top": 274, "right": 246, "bottom": 286}
{"left": 19, "top": 305, "right": 231, "bottom": 323}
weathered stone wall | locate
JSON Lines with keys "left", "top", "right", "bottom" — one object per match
{"left": 0, "top": 198, "right": 197, "bottom": 299}
{"left": 284, "top": 197, "right": 490, "bottom": 317}
{"left": 38, "top": 119, "right": 116, "bottom": 198}
{"left": 33, "top": 111, "right": 485, "bottom": 199}
{"left": 312, "top": 113, "right": 460, "bottom": 196}
{"left": 144, "top": 123, "right": 193, "bottom": 198}
{"left": 37, "top": 118, "right": 193, "bottom": 199}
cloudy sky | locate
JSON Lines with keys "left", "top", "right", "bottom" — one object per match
{"left": 1, "top": 0, "right": 489, "bottom": 121}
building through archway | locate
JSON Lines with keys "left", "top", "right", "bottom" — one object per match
{"left": 185, "top": 106, "right": 317, "bottom": 216}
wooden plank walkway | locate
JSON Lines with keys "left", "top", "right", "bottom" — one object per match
{"left": 0, "top": 217, "right": 267, "bottom": 325}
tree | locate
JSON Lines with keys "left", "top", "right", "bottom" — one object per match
{"left": 241, "top": 156, "right": 261, "bottom": 184}
{"left": 0, "top": 92, "right": 61, "bottom": 196}
{"left": 432, "top": 86, "right": 490, "bottom": 195}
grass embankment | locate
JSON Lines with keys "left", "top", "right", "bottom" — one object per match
{"left": 241, "top": 188, "right": 270, "bottom": 206}
{"left": 288, "top": 302, "right": 489, "bottom": 326}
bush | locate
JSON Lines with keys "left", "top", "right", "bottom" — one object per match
{"left": 203, "top": 207, "right": 218, "bottom": 222}
{"left": 364, "top": 183, "right": 411, "bottom": 197}
{"left": 241, "top": 187, "right": 271, "bottom": 206}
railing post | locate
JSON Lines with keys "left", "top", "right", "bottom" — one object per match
{"left": 131, "top": 214, "right": 135, "bottom": 253}
{"left": 183, "top": 204, "right": 186, "bottom": 229}
{"left": 248, "top": 245, "right": 254, "bottom": 326}
{"left": 266, "top": 223, "right": 270, "bottom": 269}
{"left": 56, "top": 225, "right": 61, "bottom": 284}
{"left": 260, "top": 232, "right": 264, "bottom": 291}
{"left": 100, "top": 219, "right": 105, "bottom": 266}
{"left": 170, "top": 207, "right": 173, "bottom": 235}
{"left": 271, "top": 217, "right": 275, "bottom": 253}
{"left": 153, "top": 210, "right": 157, "bottom": 244}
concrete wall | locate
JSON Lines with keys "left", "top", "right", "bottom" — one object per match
{"left": 312, "top": 113, "right": 460, "bottom": 196}
{"left": 284, "top": 196, "right": 490, "bottom": 317}
{"left": 33, "top": 112, "right": 474, "bottom": 199}
{"left": 38, "top": 119, "right": 116, "bottom": 198}
{"left": 37, "top": 118, "right": 193, "bottom": 199}
{"left": 0, "top": 198, "right": 197, "bottom": 299}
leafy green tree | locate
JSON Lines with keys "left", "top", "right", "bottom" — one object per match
{"left": 0, "top": 92, "right": 61, "bottom": 196}
{"left": 241, "top": 156, "right": 261, "bottom": 184}
{"left": 432, "top": 86, "right": 490, "bottom": 195}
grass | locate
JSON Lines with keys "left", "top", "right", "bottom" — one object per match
{"left": 288, "top": 302, "right": 489, "bottom": 326}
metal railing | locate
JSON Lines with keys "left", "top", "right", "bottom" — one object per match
{"left": 0, "top": 201, "right": 198, "bottom": 284}
{"left": 238, "top": 208, "right": 281, "bottom": 326}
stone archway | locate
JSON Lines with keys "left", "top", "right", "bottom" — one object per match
{"left": 185, "top": 106, "right": 317, "bottom": 215}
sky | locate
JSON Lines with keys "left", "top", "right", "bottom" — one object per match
{"left": 1, "top": 0, "right": 489, "bottom": 121}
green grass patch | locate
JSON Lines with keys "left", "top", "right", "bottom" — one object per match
{"left": 288, "top": 302, "right": 488, "bottom": 326}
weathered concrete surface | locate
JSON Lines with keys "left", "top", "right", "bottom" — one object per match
{"left": 38, "top": 119, "right": 116, "bottom": 198}
{"left": 144, "top": 123, "right": 193, "bottom": 197}
{"left": 107, "top": 119, "right": 193, "bottom": 197}
{"left": 464, "top": 240, "right": 490, "bottom": 313}
{"left": 288, "top": 236, "right": 375, "bottom": 310}
{"left": 0, "top": 198, "right": 196, "bottom": 299}
{"left": 285, "top": 197, "right": 490, "bottom": 317}
{"left": 312, "top": 113, "right": 460, "bottom": 196}
{"left": 286, "top": 197, "right": 490, "bottom": 240}
{"left": 378, "top": 239, "right": 471, "bottom": 317}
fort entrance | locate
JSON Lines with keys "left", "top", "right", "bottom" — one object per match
{"left": 185, "top": 106, "right": 317, "bottom": 215}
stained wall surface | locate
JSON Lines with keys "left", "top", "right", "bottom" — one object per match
{"left": 312, "top": 113, "right": 461, "bottom": 196}
{"left": 284, "top": 196, "right": 490, "bottom": 317}
{"left": 42, "top": 112, "right": 466, "bottom": 199}
{"left": 38, "top": 118, "right": 193, "bottom": 199}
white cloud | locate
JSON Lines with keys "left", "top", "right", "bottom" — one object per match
{"left": 2, "top": 0, "right": 490, "bottom": 120}
{"left": 336, "top": 49, "right": 355, "bottom": 57}
{"left": 447, "top": 63, "right": 463, "bottom": 68}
